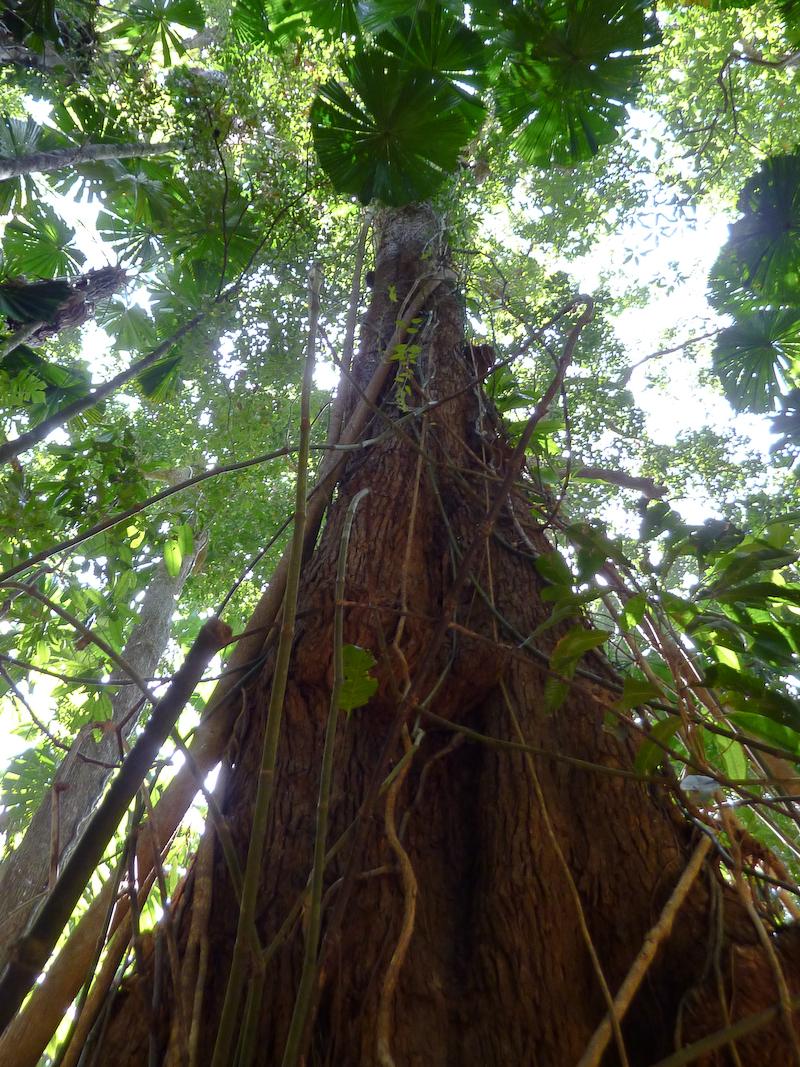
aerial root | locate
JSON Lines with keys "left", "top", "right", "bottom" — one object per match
{"left": 376, "top": 727, "right": 417, "bottom": 1067}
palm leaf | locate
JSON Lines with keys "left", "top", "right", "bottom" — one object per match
{"left": 311, "top": 52, "right": 484, "bottom": 205}
{"left": 3, "top": 205, "right": 86, "bottom": 277}
{"left": 779, "top": 0, "right": 800, "bottom": 46}
{"left": 709, "top": 153, "right": 800, "bottom": 312}
{"left": 712, "top": 308, "right": 800, "bottom": 413}
{"left": 0, "top": 278, "right": 72, "bottom": 323}
{"left": 484, "top": 0, "right": 660, "bottom": 167}
{"left": 376, "top": 8, "right": 487, "bottom": 89}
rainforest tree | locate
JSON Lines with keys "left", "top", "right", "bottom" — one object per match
{"left": 1, "top": 2, "right": 800, "bottom": 1065}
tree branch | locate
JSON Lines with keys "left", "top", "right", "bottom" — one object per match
{"left": 0, "top": 617, "right": 232, "bottom": 1035}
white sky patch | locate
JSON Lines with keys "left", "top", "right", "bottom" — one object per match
{"left": 315, "top": 359, "right": 339, "bottom": 391}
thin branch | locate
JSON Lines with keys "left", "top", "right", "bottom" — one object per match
{"left": 622, "top": 328, "right": 721, "bottom": 379}
{"left": 0, "top": 618, "right": 232, "bottom": 1034}
{"left": 281, "top": 487, "right": 370, "bottom": 1067}
{"left": 0, "top": 181, "right": 313, "bottom": 468}
{"left": 576, "top": 834, "right": 713, "bottom": 1067}
{"left": 651, "top": 995, "right": 800, "bottom": 1067}
{"left": 0, "top": 581, "right": 154, "bottom": 699}
{"left": 212, "top": 261, "right": 322, "bottom": 1067}
{"left": 0, "top": 311, "right": 206, "bottom": 466}
{"left": 0, "top": 445, "right": 294, "bottom": 582}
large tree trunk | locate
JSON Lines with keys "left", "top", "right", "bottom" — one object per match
{"left": 0, "top": 545, "right": 200, "bottom": 971}
{"left": 0, "top": 265, "right": 128, "bottom": 363}
{"left": 89, "top": 205, "right": 800, "bottom": 1065}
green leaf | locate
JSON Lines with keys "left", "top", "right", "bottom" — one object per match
{"left": 709, "top": 153, "right": 800, "bottom": 311}
{"left": 712, "top": 309, "right": 800, "bottom": 414}
{"left": 311, "top": 52, "right": 485, "bottom": 205}
{"left": 231, "top": 0, "right": 423, "bottom": 43}
{"left": 163, "top": 539, "right": 182, "bottom": 577}
{"left": 703, "top": 662, "right": 800, "bottom": 729}
{"left": 488, "top": 0, "right": 661, "bottom": 167}
{"left": 98, "top": 300, "right": 157, "bottom": 351}
{"left": 719, "top": 739, "right": 748, "bottom": 782}
{"left": 634, "top": 716, "right": 681, "bottom": 776}
{"left": 616, "top": 675, "right": 662, "bottom": 711}
{"left": 137, "top": 351, "right": 184, "bottom": 401}
{"left": 377, "top": 9, "right": 488, "bottom": 90}
{"left": 1, "top": 346, "right": 90, "bottom": 413}
{"left": 619, "top": 593, "right": 647, "bottom": 632}
{"left": 780, "top": 1, "right": 800, "bottom": 46}
{"left": 109, "top": 0, "right": 205, "bottom": 63}
{"left": 230, "top": 0, "right": 276, "bottom": 43}
{"left": 176, "top": 523, "right": 193, "bottom": 557}
{"left": 339, "top": 644, "right": 378, "bottom": 712}
{"left": 728, "top": 712, "right": 800, "bottom": 757}
{"left": 544, "top": 674, "right": 570, "bottom": 713}
{"left": 660, "top": 592, "right": 696, "bottom": 626}
{"left": 0, "top": 744, "right": 58, "bottom": 838}
{"left": 0, "top": 278, "right": 71, "bottom": 325}
{"left": 550, "top": 626, "right": 610, "bottom": 675}
{"left": 3, "top": 205, "right": 86, "bottom": 278}
{"left": 705, "top": 581, "right": 800, "bottom": 608}
{"left": 639, "top": 500, "right": 683, "bottom": 542}
{"left": 535, "top": 550, "right": 573, "bottom": 586}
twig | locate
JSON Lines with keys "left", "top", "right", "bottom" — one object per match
{"left": 212, "top": 261, "right": 322, "bottom": 1067}
{"left": 0, "top": 446, "right": 297, "bottom": 583}
{"left": 0, "top": 581, "right": 153, "bottom": 700}
{"left": 650, "top": 994, "right": 800, "bottom": 1067}
{"left": 376, "top": 727, "right": 417, "bottom": 1067}
{"left": 499, "top": 679, "right": 631, "bottom": 1067}
{"left": 281, "top": 487, "right": 370, "bottom": 1067}
{"left": 0, "top": 618, "right": 232, "bottom": 1034}
{"left": 0, "top": 180, "right": 313, "bottom": 469}
{"left": 576, "top": 834, "right": 713, "bottom": 1067}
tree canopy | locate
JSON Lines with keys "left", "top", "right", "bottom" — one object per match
{"left": 2, "top": 1, "right": 800, "bottom": 1063}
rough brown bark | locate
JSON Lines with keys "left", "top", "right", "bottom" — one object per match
{"left": 89, "top": 204, "right": 799, "bottom": 1066}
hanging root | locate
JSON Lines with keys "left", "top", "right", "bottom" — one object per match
{"left": 376, "top": 727, "right": 417, "bottom": 1067}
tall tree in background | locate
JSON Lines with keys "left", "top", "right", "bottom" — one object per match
{"left": 1, "top": 2, "right": 800, "bottom": 1066}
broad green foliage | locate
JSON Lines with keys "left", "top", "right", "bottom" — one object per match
{"left": 312, "top": 52, "right": 484, "bottom": 205}
{"left": 779, "top": 0, "right": 800, "bottom": 44}
{"left": 0, "top": 278, "right": 71, "bottom": 324}
{"left": 0, "top": 116, "right": 63, "bottom": 212}
{"left": 712, "top": 310, "right": 800, "bottom": 413}
{"left": 0, "top": 0, "right": 95, "bottom": 55}
{"left": 231, "top": 0, "right": 428, "bottom": 44}
{"left": 238, "top": 0, "right": 663, "bottom": 202}
{"left": 3, "top": 206, "right": 86, "bottom": 277}
{"left": 376, "top": 10, "right": 487, "bottom": 89}
{"left": 708, "top": 153, "right": 800, "bottom": 437}
{"left": 484, "top": 0, "right": 660, "bottom": 165}
{"left": 710, "top": 153, "right": 800, "bottom": 312}
{"left": 105, "top": 0, "right": 205, "bottom": 65}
